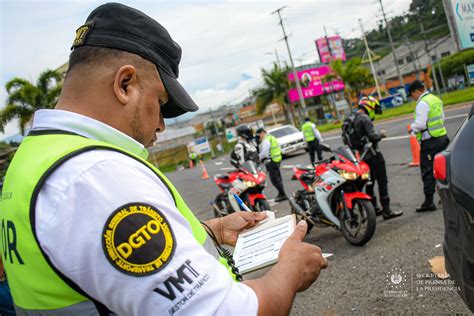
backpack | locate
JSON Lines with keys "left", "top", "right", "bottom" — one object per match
{"left": 341, "top": 115, "right": 361, "bottom": 149}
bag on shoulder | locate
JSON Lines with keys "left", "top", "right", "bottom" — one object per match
{"left": 341, "top": 115, "right": 360, "bottom": 149}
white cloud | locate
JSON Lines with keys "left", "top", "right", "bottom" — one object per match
{"left": 0, "top": 0, "right": 412, "bottom": 138}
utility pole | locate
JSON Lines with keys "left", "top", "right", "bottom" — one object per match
{"left": 209, "top": 108, "right": 223, "bottom": 152}
{"left": 403, "top": 35, "right": 420, "bottom": 79}
{"left": 378, "top": 0, "right": 404, "bottom": 88}
{"left": 417, "top": 12, "right": 439, "bottom": 92}
{"left": 272, "top": 6, "right": 305, "bottom": 125}
{"left": 323, "top": 25, "right": 340, "bottom": 118}
{"left": 360, "top": 19, "right": 382, "bottom": 99}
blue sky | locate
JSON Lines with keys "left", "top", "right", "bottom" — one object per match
{"left": 0, "top": 0, "right": 412, "bottom": 138}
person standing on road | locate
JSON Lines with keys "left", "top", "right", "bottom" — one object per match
{"left": 0, "top": 4, "right": 328, "bottom": 315}
{"left": 256, "top": 128, "right": 287, "bottom": 202}
{"left": 230, "top": 125, "right": 259, "bottom": 167}
{"left": 351, "top": 97, "right": 403, "bottom": 220}
{"left": 188, "top": 150, "right": 198, "bottom": 167}
{"left": 408, "top": 80, "right": 449, "bottom": 212}
{"left": 301, "top": 117, "right": 324, "bottom": 165}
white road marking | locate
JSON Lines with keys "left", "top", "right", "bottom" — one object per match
{"left": 220, "top": 167, "right": 235, "bottom": 171}
{"left": 215, "top": 161, "right": 223, "bottom": 165}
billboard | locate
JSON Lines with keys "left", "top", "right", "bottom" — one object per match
{"left": 188, "top": 137, "right": 211, "bottom": 155}
{"left": 287, "top": 66, "right": 345, "bottom": 103}
{"left": 315, "top": 35, "right": 346, "bottom": 64}
{"left": 450, "top": 0, "right": 474, "bottom": 49}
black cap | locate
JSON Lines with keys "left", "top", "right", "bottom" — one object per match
{"left": 71, "top": 3, "right": 198, "bottom": 118}
{"left": 408, "top": 80, "right": 425, "bottom": 96}
{"left": 256, "top": 127, "right": 266, "bottom": 134}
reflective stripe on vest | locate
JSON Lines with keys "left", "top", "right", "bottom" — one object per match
{"left": 0, "top": 133, "right": 234, "bottom": 312}
{"left": 414, "top": 94, "right": 447, "bottom": 140}
{"left": 301, "top": 122, "right": 315, "bottom": 142}
{"left": 265, "top": 134, "right": 282, "bottom": 163}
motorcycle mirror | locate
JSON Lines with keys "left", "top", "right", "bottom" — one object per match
{"left": 319, "top": 143, "right": 332, "bottom": 152}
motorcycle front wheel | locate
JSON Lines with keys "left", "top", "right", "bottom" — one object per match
{"left": 253, "top": 198, "right": 271, "bottom": 212}
{"left": 338, "top": 199, "right": 376, "bottom": 246}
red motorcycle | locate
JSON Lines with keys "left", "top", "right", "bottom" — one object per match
{"left": 212, "top": 160, "right": 270, "bottom": 217}
{"left": 289, "top": 144, "right": 376, "bottom": 246}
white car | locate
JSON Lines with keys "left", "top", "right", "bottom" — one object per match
{"left": 268, "top": 125, "right": 307, "bottom": 156}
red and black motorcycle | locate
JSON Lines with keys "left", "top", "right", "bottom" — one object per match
{"left": 212, "top": 160, "right": 270, "bottom": 217}
{"left": 289, "top": 143, "right": 376, "bottom": 246}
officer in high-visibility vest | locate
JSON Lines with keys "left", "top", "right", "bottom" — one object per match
{"left": 188, "top": 151, "right": 198, "bottom": 166}
{"left": 301, "top": 117, "right": 324, "bottom": 165}
{"left": 408, "top": 80, "right": 449, "bottom": 212}
{"left": 256, "top": 128, "right": 287, "bottom": 202}
{"left": 0, "top": 4, "right": 327, "bottom": 315}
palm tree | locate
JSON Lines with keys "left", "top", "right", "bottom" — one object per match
{"left": 254, "top": 63, "right": 294, "bottom": 125}
{"left": 330, "top": 58, "right": 373, "bottom": 107}
{"left": 1, "top": 69, "right": 62, "bottom": 135}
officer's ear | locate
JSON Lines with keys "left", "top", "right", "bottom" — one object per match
{"left": 113, "top": 65, "right": 139, "bottom": 105}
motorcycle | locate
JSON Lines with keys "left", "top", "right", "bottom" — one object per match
{"left": 212, "top": 160, "right": 270, "bottom": 217}
{"left": 288, "top": 143, "right": 376, "bottom": 246}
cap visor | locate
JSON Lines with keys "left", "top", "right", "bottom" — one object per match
{"left": 158, "top": 68, "right": 199, "bottom": 118}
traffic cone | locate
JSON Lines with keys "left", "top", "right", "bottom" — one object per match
{"left": 200, "top": 160, "right": 209, "bottom": 180}
{"left": 407, "top": 124, "right": 420, "bottom": 167}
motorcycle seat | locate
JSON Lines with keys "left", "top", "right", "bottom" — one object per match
{"left": 295, "top": 165, "right": 314, "bottom": 171}
{"left": 214, "top": 174, "right": 230, "bottom": 180}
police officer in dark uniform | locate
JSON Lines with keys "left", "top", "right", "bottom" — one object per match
{"left": 351, "top": 97, "right": 403, "bottom": 220}
{"left": 408, "top": 80, "right": 449, "bottom": 212}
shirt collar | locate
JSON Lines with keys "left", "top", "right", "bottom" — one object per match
{"left": 417, "top": 91, "right": 430, "bottom": 103}
{"left": 31, "top": 109, "right": 149, "bottom": 159}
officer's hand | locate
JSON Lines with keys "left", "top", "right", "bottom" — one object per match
{"left": 279, "top": 221, "right": 328, "bottom": 292}
{"left": 214, "top": 211, "right": 267, "bottom": 246}
{"left": 380, "top": 129, "right": 387, "bottom": 138}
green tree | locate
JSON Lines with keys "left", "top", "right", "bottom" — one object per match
{"left": 254, "top": 63, "right": 294, "bottom": 125}
{"left": 1, "top": 69, "right": 62, "bottom": 135}
{"left": 330, "top": 58, "right": 374, "bottom": 103}
{"left": 438, "top": 48, "right": 474, "bottom": 79}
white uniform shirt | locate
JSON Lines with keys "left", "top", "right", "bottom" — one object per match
{"left": 411, "top": 92, "right": 445, "bottom": 141}
{"left": 258, "top": 139, "right": 270, "bottom": 161}
{"left": 32, "top": 110, "right": 258, "bottom": 315}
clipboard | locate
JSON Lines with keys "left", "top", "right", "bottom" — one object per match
{"left": 233, "top": 214, "right": 296, "bottom": 274}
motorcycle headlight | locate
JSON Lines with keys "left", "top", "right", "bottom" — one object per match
{"left": 243, "top": 180, "right": 257, "bottom": 187}
{"left": 339, "top": 171, "right": 358, "bottom": 180}
{"left": 361, "top": 172, "right": 370, "bottom": 180}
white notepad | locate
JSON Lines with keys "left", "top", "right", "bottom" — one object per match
{"left": 233, "top": 214, "right": 296, "bottom": 274}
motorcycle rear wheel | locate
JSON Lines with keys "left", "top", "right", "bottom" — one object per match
{"left": 339, "top": 199, "right": 376, "bottom": 246}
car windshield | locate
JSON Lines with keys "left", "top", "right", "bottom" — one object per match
{"left": 269, "top": 126, "right": 300, "bottom": 138}
{"left": 334, "top": 146, "right": 357, "bottom": 162}
{"left": 241, "top": 160, "right": 258, "bottom": 174}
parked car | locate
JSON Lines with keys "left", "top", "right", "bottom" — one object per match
{"left": 268, "top": 125, "right": 306, "bottom": 156}
{"left": 435, "top": 104, "right": 474, "bottom": 312}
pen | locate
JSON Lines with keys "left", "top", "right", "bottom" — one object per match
{"left": 233, "top": 194, "right": 252, "bottom": 212}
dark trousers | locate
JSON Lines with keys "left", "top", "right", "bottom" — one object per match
{"left": 365, "top": 152, "right": 390, "bottom": 210}
{"left": 265, "top": 160, "right": 285, "bottom": 196}
{"left": 420, "top": 136, "right": 449, "bottom": 202}
{"left": 307, "top": 140, "right": 322, "bottom": 165}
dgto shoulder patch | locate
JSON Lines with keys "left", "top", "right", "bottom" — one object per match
{"left": 102, "top": 202, "right": 176, "bottom": 276}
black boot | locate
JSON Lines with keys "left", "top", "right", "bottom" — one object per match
{"left": 381, "top": 197, "right": 402, "bottom": 220}
{"left": 382, "top": 207, "right": 403, "bottom": 220}
{"left": 274, "top": 192, "right": 288, "bottom": 202}
{"left": 416, "top": 194, "right": 436, "bottom": 212}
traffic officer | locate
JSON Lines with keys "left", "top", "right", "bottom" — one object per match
{"left": 0, "top": 4, "right": 327, "bottom": 315}
{"left": 230, "top": 125, "right": 259, "bottom": 167}
{"left": 188, "top": 150, "right": 198, "bottom": 167}
{"left": 352, "top": 97, "right": 403, "bottom": 220}
{"left": 301, "top": 117, "right": 323, "bottom": 165}
{"left": 256, "top": 128, "right": 287, "bottom": 202}
{"left": 408, "top": 80, "right": 449, "bottom": 212}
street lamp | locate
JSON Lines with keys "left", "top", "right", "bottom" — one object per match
{"left": 265, "top": 50, "right": 281, "bottom": 68}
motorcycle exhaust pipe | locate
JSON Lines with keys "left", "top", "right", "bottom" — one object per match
{"left": 288, "top": 197, "right": 317, "bottom": 226}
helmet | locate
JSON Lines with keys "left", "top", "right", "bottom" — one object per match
{"left": 358, "top": 96, "right": 381, "bottom": 120}
{"left": 236, "top": 125, "right": 253, "bottom": 140}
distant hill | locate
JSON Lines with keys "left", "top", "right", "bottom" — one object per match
{"left": 343, "top": 0, "right": 449, "bottom": 59}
